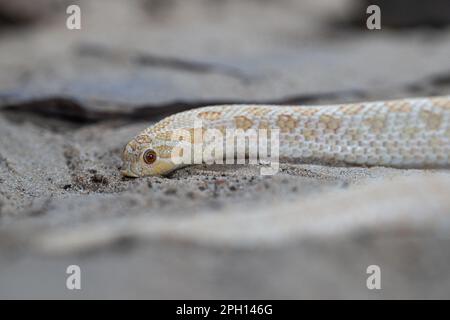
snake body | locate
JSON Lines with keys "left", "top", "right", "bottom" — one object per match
{"left": 121, "top": 96, "right": 450, "bottom": 177}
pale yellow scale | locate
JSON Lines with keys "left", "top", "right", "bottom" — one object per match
{"left": 121, "top": 96, "right": 450, "bottom": 177}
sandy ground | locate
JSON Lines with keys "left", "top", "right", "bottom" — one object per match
{"left": 1, "top": 0, "right": 450, "bottom": 299}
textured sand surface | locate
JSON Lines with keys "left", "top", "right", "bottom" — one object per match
{"left": 1, "top": 0, "right": 450, "bottom": 299}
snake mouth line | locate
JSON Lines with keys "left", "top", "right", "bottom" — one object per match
{"left": 120, "top": 167, "right": 139, "bottom": 178}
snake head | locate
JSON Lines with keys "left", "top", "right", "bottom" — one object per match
{"left": 121, "top": 134, "right": 182, "bottom": 177}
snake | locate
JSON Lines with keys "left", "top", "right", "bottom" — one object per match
{"left": 121, "top": 96, "right": 450, "bottom": 177}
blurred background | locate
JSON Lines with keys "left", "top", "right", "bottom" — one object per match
{"left": 1, "top": 0, "right": 450, "bottom": 114}
{"left": 1, "top": 0, "right": 450, "bottom": 299}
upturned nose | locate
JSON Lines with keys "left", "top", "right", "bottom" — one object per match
{"left": 121, "top": 144, "right": 140, "bottom": 177}
{"left": 121, "top": 168, "right": 139, "bottom": 178}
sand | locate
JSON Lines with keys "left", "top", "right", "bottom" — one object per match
{"left": 1, "top": 0, "right": 450, "bottom": 298}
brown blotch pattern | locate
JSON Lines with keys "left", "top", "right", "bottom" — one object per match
{"left": 296, "top": 107, "right": 318, "bottom": 116}
{"left": 431, "top": 97, "right": 450, "bottom": 109}
{"left": 127, "top": 140, "right": 140, "bottom": 152}
{"left": 198, "top": 111, "right": 222, "bottom": 121}
{"left": 385, "top": 100, "right": 412, "bottom": 113}
{"left": 258, "top": 120, "right": 270, "bottom": 130}
{"left": 420, "top": 110, "right": 443, "bottom": 130}
{"left": 135, "top": 134, "right": 152, "bottom": 144}
{"left": 246, "top": 107, "right": 270, "bottom": 117}
{"left": 155, "top": 129, "right": 198, "bottom": 143}
{"left": 216, "top": 125, "right": 227, "bottom": 135}
{"left": 277, "top": 114, "right": 298, "bottom": 133}
{"left": 319, "top": 115, "right": 341, "bottom": 130}
{"left": 345, "top": 128, "right": 363, "bottom": 141}
{"left": 152, "top": 117, "right": 174, "bottom": 132}
{"left": 154, "top": 131, "right": 174, "bottom": 141}
{"left": 187, "top": 127, "right": 206, "bottom": 144}
{"left": 340, "top": 104, "right": 365, "bottom": 115}
{"left": 234, "top": 116, "right": 254, "bottom": 131}
{"left": 154, "top": 145, "right": 175, "bottom": 159}
{"left": 302, "top": 129, "right": 316, "bottom": 141}
{"left": 258, "top": 120, "right": 272, "bottom": 138}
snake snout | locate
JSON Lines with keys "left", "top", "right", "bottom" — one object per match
{"left": 121, "top": 143, "right": 141, "bottom": 177}
{"left": 121, "top": 168, "right": 139, "bottom": 178}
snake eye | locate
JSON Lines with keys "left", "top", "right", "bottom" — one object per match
{"left": 143, "top": 149, "right": 157, "bottom": 164}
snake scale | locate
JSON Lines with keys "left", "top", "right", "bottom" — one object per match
{"left": 121, "top": 96, "right": 450, "bottom": 177}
